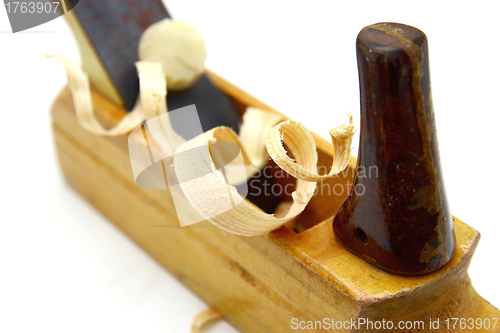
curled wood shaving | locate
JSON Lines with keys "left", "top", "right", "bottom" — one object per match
{"left": 45, "top": 54, "right": 145, "bottom": 136}
{"left": 173, "top": 125, "right": 314, "bottom": 236}
{"left": 239, "top": 107, "right": 284, "bottom": 174}
{"left": 49, "top": 54, "right": 354, "bottom": 236}
{"left": 266, "top": 115, "right": 355, "bottom": 181}
{"left": 191, "top": 308, "right": 222, "bottom": 333}
{"left": 136, "top": 61, "right": 185, "bottom": 157}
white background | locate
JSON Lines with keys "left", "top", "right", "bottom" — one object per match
{"left": 1, "top": 1, "right": 499, "bottom": 332}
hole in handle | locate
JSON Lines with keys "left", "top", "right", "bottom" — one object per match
{"left": 353, "top": 227, "right": 368, "bottom": 246}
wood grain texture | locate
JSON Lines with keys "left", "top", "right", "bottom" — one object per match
{"left": 51, "top": 70, "right": 500, "bottom": 332}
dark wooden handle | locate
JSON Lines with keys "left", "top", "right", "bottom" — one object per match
{"left": 332, "top": 23, "right": 455, "bottom": 275}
